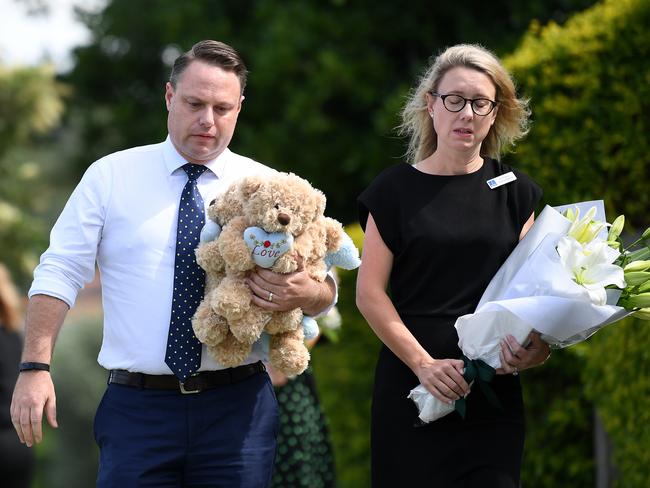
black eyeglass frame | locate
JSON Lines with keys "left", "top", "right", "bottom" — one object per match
{"left": 429, "top": 91, "right": 498, "bottom": 116}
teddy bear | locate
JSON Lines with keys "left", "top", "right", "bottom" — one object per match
{"left": 192, "top": 172, "right": 348, "bottom": 377}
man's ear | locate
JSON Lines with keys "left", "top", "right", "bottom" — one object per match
{"left": 165, "top": 82, "right": 174, "bottom": 110}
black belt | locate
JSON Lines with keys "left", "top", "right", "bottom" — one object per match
{"left": 107, "top": 361, "right": 266, "bottom": 394}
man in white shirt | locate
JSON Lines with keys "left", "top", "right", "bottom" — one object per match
{"left": 10, "top": 40, "right": 335, "bottom": 487}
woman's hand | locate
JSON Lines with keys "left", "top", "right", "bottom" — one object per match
{"left": 497, "top": 332, "right": 550, "bottom": 375}
{"left": 415, "top": 358, "right": 471, "bottom": 405}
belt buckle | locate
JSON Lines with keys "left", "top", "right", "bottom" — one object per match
{"left": 179, "top": 380, "right": 201, "bottom": 394}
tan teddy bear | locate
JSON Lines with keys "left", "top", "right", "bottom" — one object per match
{"left": 192, "top": 172, "right": 345, "bottom": 377}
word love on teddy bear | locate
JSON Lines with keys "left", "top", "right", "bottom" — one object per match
{"left": 244, "top": 228, "right": 293, "bottom": 269}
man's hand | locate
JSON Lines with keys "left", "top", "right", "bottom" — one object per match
{"left": 247, "top": 266, "right": 325, "bottom": 314}
{"left": 11, "top": 370, "right": 58, "bottom": 447}
{"left": 246, "top": 258, "right": 335, "bottom": 316}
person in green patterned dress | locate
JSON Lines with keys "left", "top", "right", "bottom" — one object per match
{"left": 267, "top": 337, "right": 336, "bottom": 488}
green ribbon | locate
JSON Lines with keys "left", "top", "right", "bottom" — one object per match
{"left": 454, "top": 355, "right": 503, "bottom": 419}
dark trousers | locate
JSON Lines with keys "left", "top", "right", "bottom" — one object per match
{"left": 94, "top": 371, "right": 278, "bottom": 487}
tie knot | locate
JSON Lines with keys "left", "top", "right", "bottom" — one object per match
{"left": 182, "top": 163, "right": 207, "bottom": 181}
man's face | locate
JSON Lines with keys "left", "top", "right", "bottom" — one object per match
{"left": 165, "top": 60, "right": 243, "bottom": 164}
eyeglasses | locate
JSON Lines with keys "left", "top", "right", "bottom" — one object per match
{"left": 429, "top": 91, "right": 497, "bottom": 116}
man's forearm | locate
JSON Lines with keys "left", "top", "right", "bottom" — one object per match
{"left": 302, "top": 274, "right": 336, "bottom": 316}
{"left": 21, "top": 294, "right": 69, "bottom": 363}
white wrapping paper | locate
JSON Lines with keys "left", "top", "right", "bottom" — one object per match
{"left": 409, "top": 201, "right": 631, "bottom": 423}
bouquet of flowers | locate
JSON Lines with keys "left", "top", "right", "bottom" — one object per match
{"left": 409, "top": 201, "right": 650, "bottom": 423}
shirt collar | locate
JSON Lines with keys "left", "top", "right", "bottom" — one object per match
{"left": 162, "top": 135, "right": 231, "bottom": 178}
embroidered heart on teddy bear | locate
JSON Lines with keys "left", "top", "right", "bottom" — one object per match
{"left": 244, "top": 227, "right": 294, "bottom": 268}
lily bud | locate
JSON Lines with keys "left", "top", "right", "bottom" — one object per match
{"left": 638, "top": 281, "right": 650, "bottom": 293}
{"left": 626, "top": 292, "right": 650, "bottom": 308}
{"left": 607, "top": 215, "right": 625, "bottom": 242}
{"left": 624, "top": 260, "right": 650, "bottom": 272}
{"left": 623, "top": 271, "right": 650, "bottom": 286}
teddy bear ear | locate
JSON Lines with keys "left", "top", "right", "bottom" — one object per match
{"left": 324, "top": 217, "right": 344, "bottom": 250}
{"left": 312, "top": 191, "right": 326, "bottom": 220}
{"left": 240, "top": 176, "right": 264, "bottom": 199}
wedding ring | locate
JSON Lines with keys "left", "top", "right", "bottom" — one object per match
{"left": 268, "top": 292, "right": 274, "bottom": 302}
{"left": 512, "top": 367, "right": 519, "bottom": 376}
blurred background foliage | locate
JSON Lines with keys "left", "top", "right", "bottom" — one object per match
{"left": 63, "top": 0, "right": 597, "bottom": 223}
{"left": 583, "top": 317, "right": 650, "bottom": 487}
{"left": 504, "top": 0, "right": 650, "bottom": 229}
{"left": 1, "top": 0, "right": 649, "bottom": 486}
{"left": 0, "top": 63, "right": 68, "bottom": 288}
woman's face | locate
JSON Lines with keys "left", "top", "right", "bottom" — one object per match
{"left": 427, "top": 66, "right": 498, "bottom": 156}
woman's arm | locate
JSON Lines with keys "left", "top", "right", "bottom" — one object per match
{"left": 519, "top": 212, "right": 535, "bottom": 240}
{"left": 356, "top": 214, "right": 470, "bottom": 404}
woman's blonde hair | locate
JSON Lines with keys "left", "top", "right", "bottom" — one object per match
{"left": 0, "top": 263, "right": 22, "bottom": 332}
{"left": 399, "top": 44, "right": 530, "bottom": 164}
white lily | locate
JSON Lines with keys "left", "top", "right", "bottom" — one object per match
{"left": 557, "top": 236, "right": 626, "bottom": 305}
{"left": 565, "top": 206, "right": 606, "bottom": 245}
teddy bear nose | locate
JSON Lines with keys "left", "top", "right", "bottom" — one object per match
{"left": 277, "top": 213, "right": 291, "bottom": 226}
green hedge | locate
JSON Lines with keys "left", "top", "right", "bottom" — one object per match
{"left": 504, "top": 0, "right": 650, "bottom": 229}
{"left": 583, "top": 318, "right": 650, "bottom": 486}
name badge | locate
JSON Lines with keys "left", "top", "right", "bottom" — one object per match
{"left": 486, "top": 171, "right": 517, "bottom": 189}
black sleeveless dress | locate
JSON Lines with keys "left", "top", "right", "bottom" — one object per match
{"left": 358, "top": 160, "right": 542, "bottom": 488}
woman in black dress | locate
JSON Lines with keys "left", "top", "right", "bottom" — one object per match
{"left": 356, "top": 44, "right": 551, "bottom": 487}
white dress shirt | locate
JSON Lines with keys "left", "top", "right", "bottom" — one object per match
{"left": 29, "top": 137, "right": 281, "bottom": 374}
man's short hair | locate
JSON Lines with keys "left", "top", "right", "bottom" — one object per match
{"left": 169, "top": 40, "right": 248, "bottom": 93}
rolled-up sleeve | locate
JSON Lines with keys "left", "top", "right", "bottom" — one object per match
{"left": 29, "top": 162, "right": 109, "bottom": 308}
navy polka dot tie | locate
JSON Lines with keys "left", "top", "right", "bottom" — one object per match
{"left": 165, "top": 163, "right": 208, "bottom": 381}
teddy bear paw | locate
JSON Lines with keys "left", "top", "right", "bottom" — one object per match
{"left": 208, "top": 332, "right": 253, "bottom": 367}
{"left": 265, "top": 308, "right": 303, "bottom": 335}
{"left": 230, "top": 310, "right": 270, "bottom": 344}
{"left": 192, "top": 304, "right": 229, "bottom": 347}
{"left": 268, "top": 331, "right": 310, "bottom": 377}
